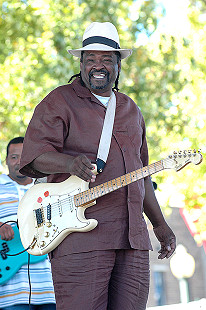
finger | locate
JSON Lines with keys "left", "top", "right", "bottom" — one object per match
{"left": 79, "top": 157, "right": 96, "bottom": 181}
{"left": 166, "top": 245, "right": 176, "bottom": 258}
{"left": 158, "top": 244, "right": 176, "bottom": 259}
{"left": 4, "top": 229, "right": 14, "bottom": 241}
{"left": 76, "top": 165, "right": 95, "bottom": 182}
{"left": 80, "top": 155, "right": 94, "bottom": 170}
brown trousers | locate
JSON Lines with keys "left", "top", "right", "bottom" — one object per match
{"left": 50, "top": 249, "right": 150, "bottom": 310}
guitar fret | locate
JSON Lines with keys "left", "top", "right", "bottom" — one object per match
{"left": 116, "top": 178, "right": 120, "bottom": 188}
{"left": 88, "top": 188, "right": 93, "bottom": 201}
{"left": 108, "top": 181, "right": 112, "bottom": 191}
{"left": 121, "top": 175, "right": 126, "bottom": 186}
{"left": 96, "top": 186, "right": 100, "bottom": 198}
{"left": 84, "top": 191, "right": 89, "bottom": 203}
{"left": 119, "top": 176, "right": 122, "bottom": 187}
{"left": 99, "top": 185, "right": 105, "bottom": 196}
{"left": 79, "top": 193, "right": 84, "bottom": 205}
{"left": 136, "top": 170, "right": 141, "bottom": 180}
{"left": 111, "top": 180, "right": 114, "bottom": 191}
{"left": 106, "top": 181, "right": 110, "bottom": 193}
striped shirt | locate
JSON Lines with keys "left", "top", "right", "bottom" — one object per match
{"left": 0, "top": 174, "right": 56, "bottom": 307}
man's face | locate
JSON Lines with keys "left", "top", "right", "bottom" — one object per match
{"left": 80, "top": 50, "right": 121, "bottom": 96}
{"left": 6, "top": 143, "right": 26, "bottom": 183}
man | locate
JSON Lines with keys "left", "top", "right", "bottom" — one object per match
{"left": 0, "top": 137, "right": 56, "bottom": 310}
{"left": 20, "top": 22, "right": 176, "bottom": 310}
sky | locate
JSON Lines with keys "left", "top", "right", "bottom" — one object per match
{"left": 157, "top": 0, "right": 190, "bottom": 35}
{"left": 134, "top": 0, "right": 191, "bottom": 46}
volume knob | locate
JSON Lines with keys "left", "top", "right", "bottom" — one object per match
{"left": 39, "top": 241, "right": 46, "bottom": 247}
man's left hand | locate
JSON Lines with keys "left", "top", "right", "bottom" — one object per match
{"left": 153, "top": 223, "right": 176, "bottom": 259}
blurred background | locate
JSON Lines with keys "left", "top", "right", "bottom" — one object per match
{"left": 0, "top": 0, "right": 205, "bottom": 308}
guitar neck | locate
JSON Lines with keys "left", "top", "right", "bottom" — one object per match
{"left": 74, "top": 160, "right": 164, "bottom": 207}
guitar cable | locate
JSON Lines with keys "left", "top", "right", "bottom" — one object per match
{"left": 0, "top": 220, "right": 32, "bottom": 310}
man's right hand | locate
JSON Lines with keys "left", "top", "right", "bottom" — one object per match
{"left": 31, "top": 152, "right": 96, "bottom": 183}
{"left": 0, "top": 222, "right": 14, "bottom": 241}
{"left": 68, "top": 155, "right": 96, "bottom": 183}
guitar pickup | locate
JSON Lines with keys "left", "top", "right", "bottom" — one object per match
{"left": 47, "top": 204, "right": 51, "bottom": 221}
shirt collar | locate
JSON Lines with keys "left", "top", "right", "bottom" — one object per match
{"left": 70, "top": 77, "right": 127, "bottom": 106}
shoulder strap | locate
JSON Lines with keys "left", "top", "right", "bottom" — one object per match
{"left": 96, "top": 92, "right": 116, "bottom": 173}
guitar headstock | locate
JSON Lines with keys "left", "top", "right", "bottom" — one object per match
{"left": 163, "top": 149, "right": 203, "bottom": 171}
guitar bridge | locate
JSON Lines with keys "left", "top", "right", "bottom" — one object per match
{"left": 34, "top": 207, "right": 44, "bottom": 227}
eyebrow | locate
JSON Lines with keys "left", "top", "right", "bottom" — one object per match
{"left": 86, "top": 52, "right": 113, "bottom": 58}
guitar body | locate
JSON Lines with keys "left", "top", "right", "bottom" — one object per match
{"left": 18, "top": 175, "right": 98, "bottom": 256}
{"left": 0, "top": 225, "right": 46, "bottom": 285}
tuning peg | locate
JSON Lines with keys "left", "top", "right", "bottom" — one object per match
{"left": 173, "top": 151, "right": 177, "bottom": 158}
{"left": 188, "top": 149, "right": 192, "bottom": 157}
{"left": 192, "top": 149, "right": 197, "bottom": 157}
{"left": 182, "top": 150, "right": 187, "bottom": 157}
{"left": 178, "top": 150, "right": 182, "bottom": 157}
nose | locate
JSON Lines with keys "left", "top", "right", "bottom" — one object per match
{"left": 92, "top": 59, "right": 105, "bottom": 70}
{"left": 16, "top": 155, "right": 21, "bottom": 165}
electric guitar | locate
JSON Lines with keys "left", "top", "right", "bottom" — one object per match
{"left": 0, "top": 224, "right": 47, "bottom": 285}
{"left": 17, "top": 150, "right": 202, "bottom": 256}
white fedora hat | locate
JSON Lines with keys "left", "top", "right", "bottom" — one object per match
{"left": 67, "top": 22, "right": 132, "bottom": 59}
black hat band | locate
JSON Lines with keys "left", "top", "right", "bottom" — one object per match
{"left": 83, "top": 36, "right": 120, "bottom": 49}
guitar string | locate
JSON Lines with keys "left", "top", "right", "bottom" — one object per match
{"left": 37, "top": 152, "right": 199, "bottom": 222}
{"left": 38, "top": 159, "right": 164, "bottom": 219}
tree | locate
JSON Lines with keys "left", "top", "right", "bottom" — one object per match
{"left": 0, "top": 0, "right": 165, "bottom": 159}
{"left": 147, "top": 0, "right": 206, "bottom": 246}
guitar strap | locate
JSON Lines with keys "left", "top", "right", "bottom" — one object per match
{"left": 96, "top": 92, "right": 116, "bottom": 173}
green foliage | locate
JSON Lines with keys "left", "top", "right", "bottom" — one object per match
{"left": 0, "top": 0, "right": 164, "bottom": 156}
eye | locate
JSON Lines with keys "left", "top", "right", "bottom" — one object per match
{"left": 86, "top": 58, "right": 94, "bottom": 64}
{"left": 10, "top": 155, "right": 18, "bottom": 160}
{"left": 103, "top": 58, "right": 112, "bottom": 63}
